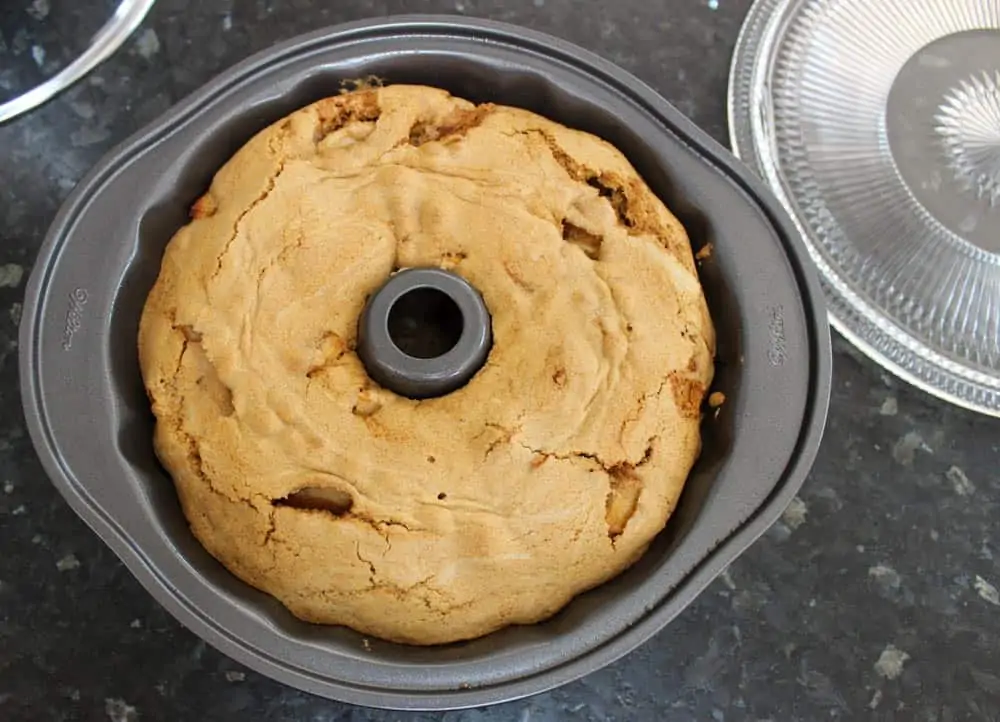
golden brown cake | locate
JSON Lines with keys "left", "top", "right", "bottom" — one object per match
{"left": 138, "top": 85, "right": 715, "bottom": 645}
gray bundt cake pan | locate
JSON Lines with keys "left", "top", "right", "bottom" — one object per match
{"left": 20, "top": 16, "right": 831, "bottom": 710}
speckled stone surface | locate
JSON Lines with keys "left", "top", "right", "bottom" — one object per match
{"left": 2, "top": 1, "right": 1000, "bottom": 720}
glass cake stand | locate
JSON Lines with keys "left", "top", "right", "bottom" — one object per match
{"left": 729, "top": 0, "right": 1000, "bottom": 415}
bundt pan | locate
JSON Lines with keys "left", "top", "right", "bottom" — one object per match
{"left": 20, "top": 16, "right": 831, "bottom": 710}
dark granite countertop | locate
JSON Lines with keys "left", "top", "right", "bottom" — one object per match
{"left": 2, "top": 1, "right": 1000, "bottom": 720}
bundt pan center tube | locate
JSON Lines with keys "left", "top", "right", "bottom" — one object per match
{"left": 20, "top": 16, "right": 831, "bottom": 710}
{"left": 357, "top": 267, "right": 494, "bottom": 400}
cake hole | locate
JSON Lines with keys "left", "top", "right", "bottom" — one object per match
{"left": 605, "top": 468, "right": 643, "bottom": 539}
{"left": 561, "top": 220, "right": 602, "bottom": 260}
{"left": 387, "top": 287, "right": 463, "bottom": 359}
{"left": 178, "top": 324, "right": 202, "bottom": 342}
{"left": 588, "top": 174, "right": 633, "bottom": 228}
{"left": 437, "top": 492, "right": 447, "bottom": 500}
{"left": 276, "top": 487, "right": 354, "bottom": 515}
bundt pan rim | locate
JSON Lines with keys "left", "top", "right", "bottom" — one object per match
{"left": 20, "top": 15, "right": 830, "bottom": 711}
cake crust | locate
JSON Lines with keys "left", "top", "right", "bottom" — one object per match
{"left": 138, "top": 85, "right": 715, "bottom": 645}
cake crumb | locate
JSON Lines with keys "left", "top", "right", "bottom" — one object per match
{"left": 340, "top": 75, "right": 385, "bottom": 93}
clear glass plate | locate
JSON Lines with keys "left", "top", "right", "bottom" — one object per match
{"left": 729, "top": 0, "right": 1000, "bottom": 415}
{"left": 0, "top": 0, "right": 156, "bottom": 123}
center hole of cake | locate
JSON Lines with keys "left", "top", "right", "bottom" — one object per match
{"left": 387, "top": 287, "right": 464, "bottom": 359}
